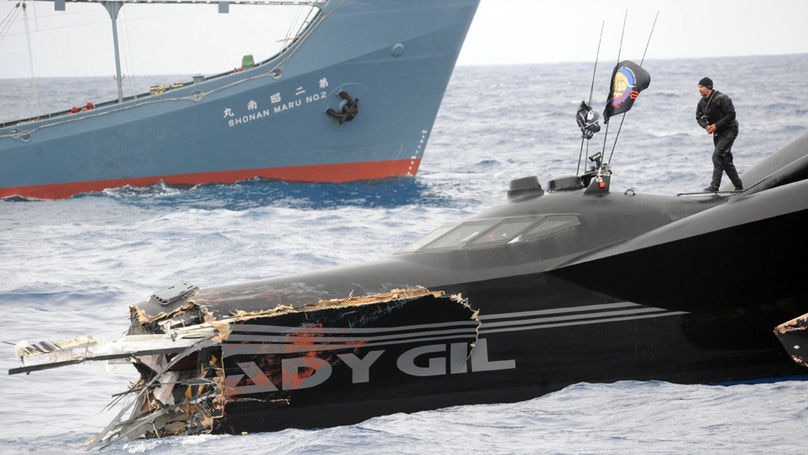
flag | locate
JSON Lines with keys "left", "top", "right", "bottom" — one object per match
{"left": 603, "top": 60, "right": 650, "bottom": 122}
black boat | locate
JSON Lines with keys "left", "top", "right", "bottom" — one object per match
{"left": 10, "top": 62, "right": 808, "bottom": 447}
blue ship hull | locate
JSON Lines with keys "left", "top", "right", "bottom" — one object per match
{"left": 0, "top": 0, "right": 479, "bottom": 199}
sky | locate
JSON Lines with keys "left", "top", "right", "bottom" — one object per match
{"left": 460, "top": 0, "right": 808, "bottom": 66}
{"left": 0, "top": 0, "right": 807, "bottom": 78}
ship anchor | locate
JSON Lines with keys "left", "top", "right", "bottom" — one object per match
{"left": 326, "top": 91, "right": 359, "bottom": 124}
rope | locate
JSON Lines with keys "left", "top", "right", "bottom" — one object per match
{"left": 0, "top": 1, "right": 24, "bottom": 38}
{"left": 21, "top": 1, "right": 41, "bottom": 119}
{"left": 0, "top": 2, "right": 330, "bottom": 136}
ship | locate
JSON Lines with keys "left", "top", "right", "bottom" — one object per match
{"left": 0, "top": 0, "right": 480, "bottom": 199}
{"left": 9, "top": 61, "right": 808, "bottom": 447}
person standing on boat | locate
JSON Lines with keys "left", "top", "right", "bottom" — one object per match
{"left": 696, "top": 76, "right": 743, "bottom": 192}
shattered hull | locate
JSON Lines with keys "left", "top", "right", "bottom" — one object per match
{"left": 14, "top": 288, "right": 478, "bottom": 447}
{"left": 775, "top": 313, "right": 808, "bottom": 368}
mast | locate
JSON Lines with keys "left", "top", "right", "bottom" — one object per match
{"left": 44, "top": 0, "right": 324, "bottom": 103}
{"left": 102, "top": 1, "right": 124, "bottom": 102}
{"left": 52, "top": 0, "right": 124, "bottom": 101}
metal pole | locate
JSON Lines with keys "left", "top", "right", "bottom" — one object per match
{"left": 102, "top": 1, "right": 125, "bottom": 103}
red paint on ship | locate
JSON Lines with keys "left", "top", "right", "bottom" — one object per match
{"left": 0, "top": 158, "right": 421, "bottom": 200}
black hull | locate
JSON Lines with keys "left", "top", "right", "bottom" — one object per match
{"left": 11, "top": 133, "right": 808, "bottom": 444}
{"left": 119, "top": 179, "right": 808, "bottom": 438}
{"left": 214, "top": 301, "right": 804, "bottom": 434}
{"left": 551, "top": 197, "right": 808, "bottom": 312}
{"left": 199, "top": 269, "right": 805, "bottom": 434}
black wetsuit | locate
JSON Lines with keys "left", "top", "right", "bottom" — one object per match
{"left": 696, "top": 90, "right": 742, "bottom": 190}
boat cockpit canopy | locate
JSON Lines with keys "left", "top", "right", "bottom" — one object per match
{"left": 397, "top": 214, "right": 581, "bottom": 253}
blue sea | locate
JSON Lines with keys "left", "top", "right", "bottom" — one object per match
{"left": 2, "top": 54, "right": 808, "bottom": 454}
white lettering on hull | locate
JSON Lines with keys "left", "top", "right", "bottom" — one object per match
{"left": 227, "top": 109, "right": 272, "bottom": 127}
{"left": 223, "top": 81, "right": 329, "bottom": 129}
{"left": 225, "top": 338, "right": 515, "bottom": 395}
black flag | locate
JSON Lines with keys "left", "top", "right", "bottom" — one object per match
{"left": 603, "top": 60, "right": 650, "bottom": 123}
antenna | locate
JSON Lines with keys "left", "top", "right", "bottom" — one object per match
{"left": 606, "top": 10, "right": 658, "bottom": 165}
{"left": 599, "top": 10, "right": 628, "bottom": 161}
{"left": 588, "top": 21, "right": 605, "bottom": 106}
{"left": 577, "top": 20, "right": 604, "bottom": 175}
{"left": 615, "top": 9, "right": 628, "bottom": 64}
{"left": 640, "top": 10, "right": 659, "bottom": 65}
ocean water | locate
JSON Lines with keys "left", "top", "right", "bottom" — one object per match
{"left": 2, "top": 54, "right": 808, "bottom": 454}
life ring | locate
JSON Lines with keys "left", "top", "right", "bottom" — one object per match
{"left": 326, "top": 91, "right": 359, "bottom": 124}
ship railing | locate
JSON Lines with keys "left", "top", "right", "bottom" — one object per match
{"left": 0, "top": 0, "right": 325, "bottom": 130}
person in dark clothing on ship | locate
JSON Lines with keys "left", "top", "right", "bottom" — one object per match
{"left": 696, "top": 76, "right": 743, "bottom": 192}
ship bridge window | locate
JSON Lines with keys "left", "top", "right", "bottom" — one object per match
{"left": 397, "top": 215, "right": 581, "bottom": 253}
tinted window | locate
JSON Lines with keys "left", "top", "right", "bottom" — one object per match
{"left": 424, "top": 219, "right": 499, "bottom": 250}
{"left": 509, "top": 215, "right": 580, "bottom": 244}
{"left": 468, "top": 217, "right": 538, "bottom": 248}
{"left": 398, "top": 215, "right": 581, "bottom": 253}
{"left": 396, "top": 223, "right": 456, "bottom": 253}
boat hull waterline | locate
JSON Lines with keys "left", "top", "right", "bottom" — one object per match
{"left": 0, "top": 0, "right": 480, "bottom": 199}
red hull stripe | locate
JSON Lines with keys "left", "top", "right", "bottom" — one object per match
{"left": 1, "top": 158, "right": 422, "bottom": 200}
